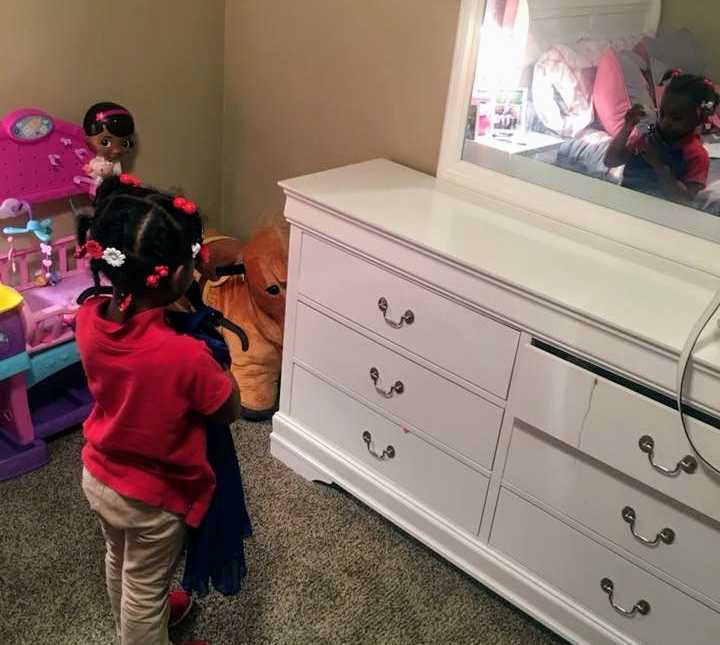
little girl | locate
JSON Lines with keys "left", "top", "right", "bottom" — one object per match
{"left": 604, "top": 70, "right": 719, "bottom": 204}
{"left": 75, "top": 175, "right": 240, "bottom": 645}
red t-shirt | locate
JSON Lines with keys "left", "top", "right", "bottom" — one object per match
{"left": 628, "top": 130, "right": 709, "bottom": 187}
{"left": 76, "top": 298, "right": 233, "bottom": 527}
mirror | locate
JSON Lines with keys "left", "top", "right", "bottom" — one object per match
{"left": 460, "top": 0, "right": 720, "bottom": 235}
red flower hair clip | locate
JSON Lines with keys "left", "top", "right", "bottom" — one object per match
{"left": 173, "top": 196, "right": 197, "bottom": 215}
{"left": 145, "top": 265, "right": 169, "bottom": 288}
{"left": 85, "top": 240, "right": 104, "bottom": 259}
{"left": 75, "top": 239, "right": 104, "bottom": 260}
{"left": 119, "top": 173, "right": 141, "bottom": 187}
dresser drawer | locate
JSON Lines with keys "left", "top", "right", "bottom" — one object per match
{"left": 491, "top": 489, "right": 720, "bottom": 645}
{"left": 511, "top": 339, "right": 720, "bottom": 522}
{"left": 297, "top": 234, "right": 519, "bottom": 398}
{"left": 294, "top": 303, "right": 504, "bottom": 469}
{"left": 504, "top": 422, "right": 720, "bottom": 605}
{"left": 289, "top": 365, "right": 488, "bottom": 534}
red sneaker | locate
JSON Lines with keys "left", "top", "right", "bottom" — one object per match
{"left": 168, "top": 589, "right": 193, "bottom": 627}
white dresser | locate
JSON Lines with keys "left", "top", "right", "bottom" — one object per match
{"left": 271, "top": 159, "right": 720, "bottom": 645}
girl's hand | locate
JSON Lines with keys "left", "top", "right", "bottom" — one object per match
{"left": 642, "top": 132, "right": 665, "bottom": 170}
{"left": 625, "top": 104, "right": 646, "bottom": 128}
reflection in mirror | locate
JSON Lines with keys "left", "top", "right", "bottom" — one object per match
{"left": 462, "top": 0, "right": 720, "bottom": 229}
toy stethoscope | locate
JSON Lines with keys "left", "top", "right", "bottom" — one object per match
{"left": 0, "top": 199, "right": 52, "bottom": 242}
{"left": 0, "top": 198, "right": 54, "bottom": 278}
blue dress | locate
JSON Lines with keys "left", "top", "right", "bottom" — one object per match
{"left": 165, "top": 308, "right": 253, "bottom": 597}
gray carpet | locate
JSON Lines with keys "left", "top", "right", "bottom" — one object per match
{"left": 0, "top": 421, "right": 566, "bottom": 645}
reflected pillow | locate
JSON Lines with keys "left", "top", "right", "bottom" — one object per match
{"left": 593, "top": 48, "right": 655, "bottom": 137}
{"left": 532, "top": 44, "right": 596, "bottom": 137}
{"left": 574, "top": 35, "right": 647, "bottom": 65}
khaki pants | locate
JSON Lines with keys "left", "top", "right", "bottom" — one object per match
{"left": 82, "top": 468, "right": 186, "bottom": 645}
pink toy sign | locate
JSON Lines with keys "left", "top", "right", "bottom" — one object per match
{"left": 0, "top": 108, "right": 94, "bottom": 204}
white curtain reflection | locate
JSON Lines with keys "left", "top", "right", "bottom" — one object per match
{"left": 474, "top": 0, "right": 530, "bottom": 93}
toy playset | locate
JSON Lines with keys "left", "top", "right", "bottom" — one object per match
{"left": 0, "top": 107, "right": 99, "bottom": 480}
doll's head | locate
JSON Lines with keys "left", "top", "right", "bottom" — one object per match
{"left": 77, "top": 175, "right": 203, "bottom": 315}
{"left": 658, "top": 71, "right": 720, "bottom": 142}
{"left": 83, "top": 102, "right": 135, "bottom": 162}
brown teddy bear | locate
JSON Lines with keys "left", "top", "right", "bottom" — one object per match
{"left": 196, "top": 224, "right": 288, "bottom": 420}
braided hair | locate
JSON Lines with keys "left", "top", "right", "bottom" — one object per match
{"left": 660, "top": 70, "right": 720, "bottom": 123}
{"left": 77, "top": 176, "right": 203, "bottom": 311}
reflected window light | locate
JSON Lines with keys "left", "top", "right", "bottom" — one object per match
{"left": 474, "top": 0, "right": 530, "bottom": 93}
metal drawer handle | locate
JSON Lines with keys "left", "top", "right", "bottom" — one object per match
{"left": 362, "top": 431, "right": 395, "bottom": 461}
{"left": 638, "top": 435, "right": 697, "bottom": 477}
{"left": 600, "top": 578, "right": 651, "bottom": 618}
{"left": 378, "top": 297, "right": 414, "bottom": 328}
{"left": 370, "top": 367, "right": 404, "bottom": 398}
{"left": 621, "top": 506, "right": 675, "bottom": 547}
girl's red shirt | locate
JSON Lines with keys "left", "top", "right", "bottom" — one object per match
{"left": 76, "top": 297, "right": 232, "bottom": 527}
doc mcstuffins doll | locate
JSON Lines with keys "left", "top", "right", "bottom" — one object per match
{"left": 78, "top": 102, "right": 135, "bottom": 197}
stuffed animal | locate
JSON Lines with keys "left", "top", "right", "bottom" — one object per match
{"left": 197, "top": 223, "right": 288, "bottom": 420}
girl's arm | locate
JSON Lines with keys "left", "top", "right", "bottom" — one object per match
{"left": 642, "top": 135, "right": 700, "bottom": 204}
{"left": 605, "top": 105, "right": 646, "bottom": 168}
{"left": 648, "top": 164, "right": 696, "bottom": 203}
{"left": 209, "top": 374, "right": 242, "bottom": 426}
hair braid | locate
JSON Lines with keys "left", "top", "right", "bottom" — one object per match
{"left": 77, "top": 176, "right": 204, "bottom": 310}
{"left": 661, "top": 70, "right": 720, "bottom": 121}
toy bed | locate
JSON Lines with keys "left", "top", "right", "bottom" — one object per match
{"left": 0, "top": 235, "right": 89, "bottom": 352}
{"left": 0, "top": 107, "right": 96, "bottom": 479}
{"left": 475, "top": 0, "right": 720, "bottom": 214}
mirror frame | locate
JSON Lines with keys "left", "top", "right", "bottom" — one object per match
{"left": 437, "top": 0, "right": 720, "bottom": 277}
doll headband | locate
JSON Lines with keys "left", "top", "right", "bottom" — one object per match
{"left": 96, "top": 109, "right": 131, "bottom": 122}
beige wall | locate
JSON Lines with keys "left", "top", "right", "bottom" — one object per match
{"left": 661, "top": 1, "right": 720, "bottom": 80}
{"left": 222, "top": 0, "right": 461, "bottom": 240}
{"left": 0, "top": 0, "right": 224, "bottom": 237}
{"left": 4, "top": 1, "right": 718, "bottom": 246}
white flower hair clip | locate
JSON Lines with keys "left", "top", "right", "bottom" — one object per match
{"left": 102, "top": 247, "right": 126, "bottom": 268}
{"left": 702, "top": 100, "right": 716, "bottom": 112}
{"left": 191, "top": 243, "right": 201, "bottom": 258}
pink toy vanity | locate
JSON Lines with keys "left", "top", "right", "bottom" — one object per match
{"left": 0, "top": 107, "right": 96, "bottom": 480}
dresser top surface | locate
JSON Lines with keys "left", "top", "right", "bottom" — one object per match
{"left": 280, "top": 159, "right": 720, "bottom": 371}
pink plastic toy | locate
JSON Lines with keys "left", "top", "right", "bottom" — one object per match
{"left": 0, "top": 107, "right": 98, "bottom": 480}
{"left": 0, "top": 235, "right": 90, "bottom": 352}
{"left": 0, "top": 108, "right": 94, "bottom": 204}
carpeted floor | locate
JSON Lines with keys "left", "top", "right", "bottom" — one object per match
{"left": 0, "top": 420, "right": 567, "bottom": 645}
